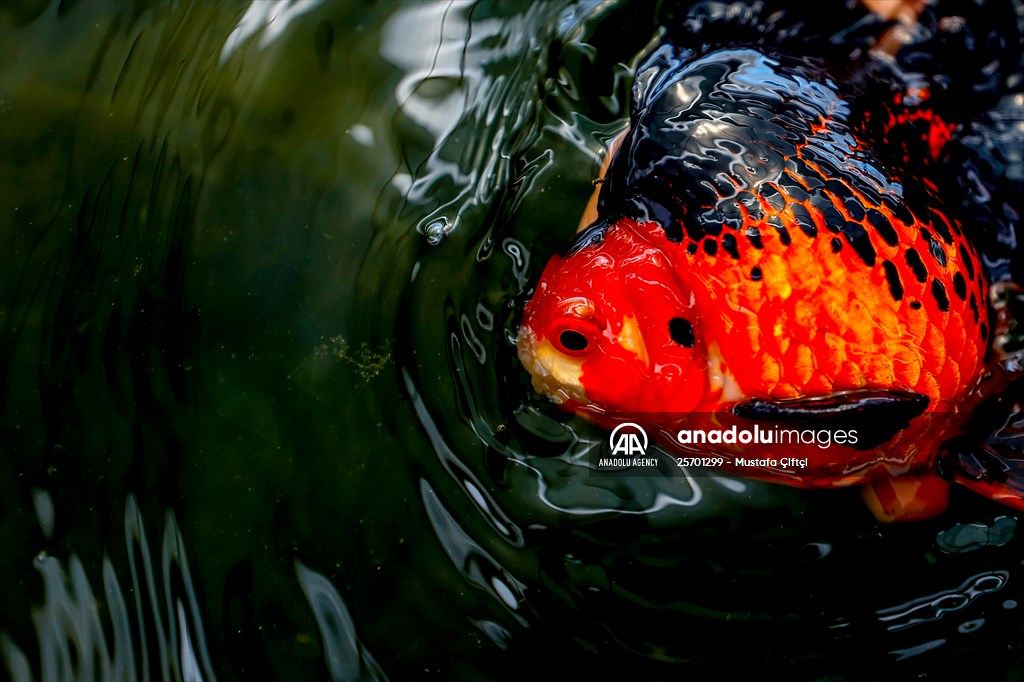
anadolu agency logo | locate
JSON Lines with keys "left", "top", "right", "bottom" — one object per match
{"left": 609, "top": 422, "right": 648, "bottom": 457}
{"left": 595, "top": 422, "right": 661, "bottom": 473}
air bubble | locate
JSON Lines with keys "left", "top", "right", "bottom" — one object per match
{"left": 424, "top": 220, "right": 448, "bottom": 245}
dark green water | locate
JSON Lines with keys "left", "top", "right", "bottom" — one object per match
{"left": 1, "top": 1, "right": 1022, "bottom": 680}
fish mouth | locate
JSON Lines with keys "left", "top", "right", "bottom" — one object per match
{"left": 516, "top": 326, "right": 590, "bottom": 406}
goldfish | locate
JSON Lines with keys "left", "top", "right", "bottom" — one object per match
{"left": 516, "top": 12, "right": 1023, "bottom": 520}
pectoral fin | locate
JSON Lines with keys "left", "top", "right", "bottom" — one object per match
{"left": 732, "top": 390, "right": 929, "bottom": 450}
{"left": 936, "top": 380, "right": 1024, "bottom": 512}
{"left": 940, "top": 446, "right": 1024, "bottom": 512}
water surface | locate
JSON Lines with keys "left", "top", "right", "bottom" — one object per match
{"left": 1, "top": 1, "right": 1022, "bottom": 679}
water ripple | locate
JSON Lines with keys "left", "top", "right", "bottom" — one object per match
{"left": 294, "top": 561, "right": 386, "bottom": 682}
{"left": 877, "top": 570, "right": 1011, "bottom": 633}
{"left": 380, "top": 1, "right": 556, "bottom": 243}
{"left": 420, "top": 479, "right": 528, "bottom": 626}
{"left": 1, "top": 492, "right": 214, "bottom": 682}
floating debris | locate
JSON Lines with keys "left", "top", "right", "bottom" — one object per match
{"left": 315, "top": 335, "right": 391, "bottom": 381}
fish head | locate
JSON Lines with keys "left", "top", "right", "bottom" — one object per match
{"left": 517, "top": 219, "right": 709, "bottom": 417}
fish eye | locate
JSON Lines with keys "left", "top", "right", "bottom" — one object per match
{"left": 669, "top": 317, "right": 695, "bottom": 348}
{"left": 557, "top": 329, "right": 590, "bottom": 354}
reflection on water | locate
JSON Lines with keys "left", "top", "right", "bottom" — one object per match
{"left": 937, "top": 516, "right": 1017, "bottom": 553}
{"left": 381, "top": 0, "right": 556, "bottom": 243}
{"left": 2, "top": 493, "right": 214, "bottom": 681}
{"left": 878, "top": 570, "right": 1010, "bottom": 634}
{"left": 3, "top": 492, "right": 383, "bottom": 682}
{"left": 294, "top": 561, "right": 384, "bottom": 682}
{"left": 1, "top": 0, "right": 1022, "bottom": 679}
{"left": 221, "top": 0, "right": 325, "bottom": 63}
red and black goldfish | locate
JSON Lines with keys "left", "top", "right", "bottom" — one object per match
{"left": 517, "top": 12, "right": 1024, "bottom": 520}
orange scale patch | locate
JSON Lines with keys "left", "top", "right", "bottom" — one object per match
{"left": 843, "top": 297, "right": 878, "bottom": 346}
{"left": 938, "top": 356, "right": 962, "bottom": 394}
{"left": 834, "top": 359, "right": 867, "bottom": 389}
{"left": 892, "top": 345, "right": 923, "bottom": 387}
{"left": 775, "top": 329, "right": 793, "bottom": 358}
{"left": 745, "top": 322, "right": 763, "bottom": 355}
{"left": 861, "top": 352, "right": 896, "bottom": 386}
{"left": 772, "top": 382, "right": 802, "bottom": 399}
{"left": 826, "top": 297, "right": 851, "bottom": 331}
{"left": 914, "top": 371, "right": 941, "bottom": 403}
{"left": 922, "top": 324, "right": 947, "bottom": 378}
{"left": 793, "top": 299, "right": 816, "bottom": 329}
{"left": 759, "top": 354, "right": 782, "bottom": 389}
{"left": 739, "top": 279, "right": 766, "bottom": 309}
{"left": 944, "top": 311, "right": 967, "bottom": 361}
{"left": 790, "top": 245, "right": 824, "bottom": 290}
{"left": 873, "top": 305, "right": 901, "bottom": 335}
{"left": 818, "top": 333, "right": 847, "bottom": 377}
{"left": 792, "top": 344, "right": 816, "bottom": 387}
{"left": 804, "top": 373, "right": 834, "bottom": 395}
{"left": 760, "top": 253, "right": 793, "bottom": 299}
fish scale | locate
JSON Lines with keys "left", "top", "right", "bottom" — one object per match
{"left": 516, "top": 38, "right": 1018, "bottom": 512}
{"left": 593, "top": 47, "right": 988, "bottom": 405}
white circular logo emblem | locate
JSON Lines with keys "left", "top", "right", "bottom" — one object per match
{"left": 608, "top": 422, "right": 649, "bottom": 457}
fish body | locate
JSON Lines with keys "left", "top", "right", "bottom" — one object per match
{"left": 517, "top": 43, "right": 1008, "bottom": 503}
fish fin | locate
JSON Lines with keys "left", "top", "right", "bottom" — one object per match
{"left": 940, "top": 445, "right": 1024, "bottom": 512}
{"left": 862, "top": 475, "right": 951, "bottom": 523}
{"left": 937, "top": 382, "right": 1024, "bottom": 512}
{"left": 732, "top": 390, "right": 929, "bottom": 450}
